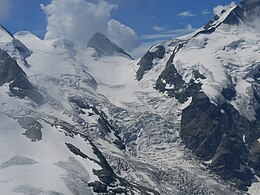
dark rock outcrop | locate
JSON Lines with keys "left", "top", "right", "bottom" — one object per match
{"left": 87, "top": 32, "right": 133, "bottom": 59}
{"left": 180, "top": 92, "right": 254, "bottom": 190}
{"left": 223, "top": 0, "right": 260, "bottom": 25}
{"left": 68, "top": 97, "right": 92, "bottom": 110}
{"left": 222, "top": 88, "right": 237, "bottom": 101}
{"left": 193, "top": 0, "right": 260, "bottom": 38}
{"left": 88, "top": 181, "right": 107, "bottom": 193}
{"left": 69, "top": 96, "right": 125, "bottom": 150}
{"left": 0, "top": 49, "right": 43, "bottom": 104}
{"left": 136, "top": 45, "right": 165, "bottom": 80}
{"left": 181, "top": 93, "right": 228, "bottom": 160}
{"left": 249, "top": 140, "right": 260, "bottom": 176}
{"left": 66, "top": 142, "right": 159, "bottom": 195}
{"left": 12, "top": 38, "right": 32, "bottom": 59}
{"left": 9, "top": 77, "right": 44, "bottom": 104}
{"left": 155, "top": 43, "right": 203, "bottom": 104}
{"left": 247, "top": 108, "right": 260, "bottom": 177}
{"left": 18, "top": 117, "right": 42, "bottom": 142}
{"left": 0, "top": 49, "right": 27, "bottom": 85}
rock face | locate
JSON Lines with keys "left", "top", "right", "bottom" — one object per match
{"left": 0, "top": 49, "right": 43, "bottom": 104}
{"left": 12, "top": 38, "right": 32, "bottom": 59}
{"left": 87, "top": 32, "right": 133, "bottom": 59}
{"left": 18, "top": 117, "right": 42, "bottom": 142}
{"left": 0, "top": 49, "right": 26, "bottom": 85}
{"left": 195, "top": 0, "right": 260, "bottom": 37}
{"left": 65, "top": 140, "right": 159, "bottom": 195}
{"left": 136, "top": 45, "right": 165, "bottom": 80}
{"left": 223, "top": 0, "right": 260, "bottom": 25}
{"left": 69, "top": 96, "right": 125, "bottom": 150}
{"left": 154, "top": 43, "right": 204, "bottom": 103}
{"left": 180, "top": 92, "right": 253, "bottom": 190}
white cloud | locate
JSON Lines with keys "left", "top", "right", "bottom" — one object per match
{"left": 130, "top": 23, "right": 194, "bottom": 58}
{"left": 0, "top": 0, "right": 12, "bottom": 20}
{"left": 153, "top": 25, "right": 164, "bottom": 32}
{"left": 129, "top": 40, "right": 161, "bottom": 59}
{"left": 186, "top": 24, "right": 193, "bottom": 30}
{"left": 141, "top": 24, "right": 196, "bottom": 41}
{"left": 177, "top": 11, "right": 196, "bottom": 17}
{"left": 106, "top": 19, "right": 139, "bottom": 51}
{"left": 202, "top": 9, "right": 211, "bottom": 15}
{"left": 41, "top": 0, "right": 115, "bottom": 48}
{"left": 213, "top": 2, "right": 236, "bottom": 16}
{"left": 42, "top": 0, "right": 139, "bottom": 51}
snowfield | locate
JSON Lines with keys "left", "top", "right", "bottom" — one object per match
{"left": 0, "top": 115, "right": 99, "bottom": 195}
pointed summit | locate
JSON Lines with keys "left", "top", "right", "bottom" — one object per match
{"left": 223, "top": 0, "right": 260, "bottom": 25}
{"left": 0, "top": 24, "right": 14, "bottom": 42}
{"left": 203, "top": 0, "right": 260, "bottom": 31}
{"left": 87, "top": 32, "right": 133, "bottom": 59}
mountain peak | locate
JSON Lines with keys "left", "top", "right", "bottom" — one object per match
{"left": 194, "top": 0, "right": 260, "bottom": 38}
{"left": 87, "top": 32, "right": 133, "bottom": 59}
{"left": 223, "top": 0, "right": 260, "bottom": 25}
{"left": 0, "top": 25, "right": 14, "bottom": 42}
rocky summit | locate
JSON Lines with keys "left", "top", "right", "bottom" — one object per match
{"left": 87, "top": 32, "right": 133, "bottom": 59}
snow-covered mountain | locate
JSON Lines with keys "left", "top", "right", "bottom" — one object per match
{"left": 0, "top": 0, "right": 259, "bottom": 194}
{"left": 87, "top": 32, "right": 133, "bottom": 59}
{"left": 0, "top": 30, "right": 160, "bottom": 194}
{"left": 137, "top": 0, "right": 260, "bottom": 193}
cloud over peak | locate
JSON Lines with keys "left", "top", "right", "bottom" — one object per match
{"left": 213, "top": 2, "right": 236, "bottom": 15}
{"left": 41, "top": 0, "right": 139, "bottom": 51}
{"left": 106, "top": 19, "right": 139, "bottom": 51}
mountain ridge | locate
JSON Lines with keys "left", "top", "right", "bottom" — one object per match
{"left": 87, "top": 32, "right": 133, "bottom": 59}
{"left": 136, "top": 0, "right": 260, "bottom": 191}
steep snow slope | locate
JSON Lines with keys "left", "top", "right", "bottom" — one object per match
{"left": 171, "top": 24, "right": 259, "bottom": 119}
{"left": 0, "top": 27, "right": 30, "bottom": 68}
{"left": 0, "top": 115, "right": 100, "bottom": 195}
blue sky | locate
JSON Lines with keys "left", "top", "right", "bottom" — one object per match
{"left": 107, "top": 0, "right": 239, "bottom": 35}
{"left": 0, "top": 0, "right": 239, "bottom": 57}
